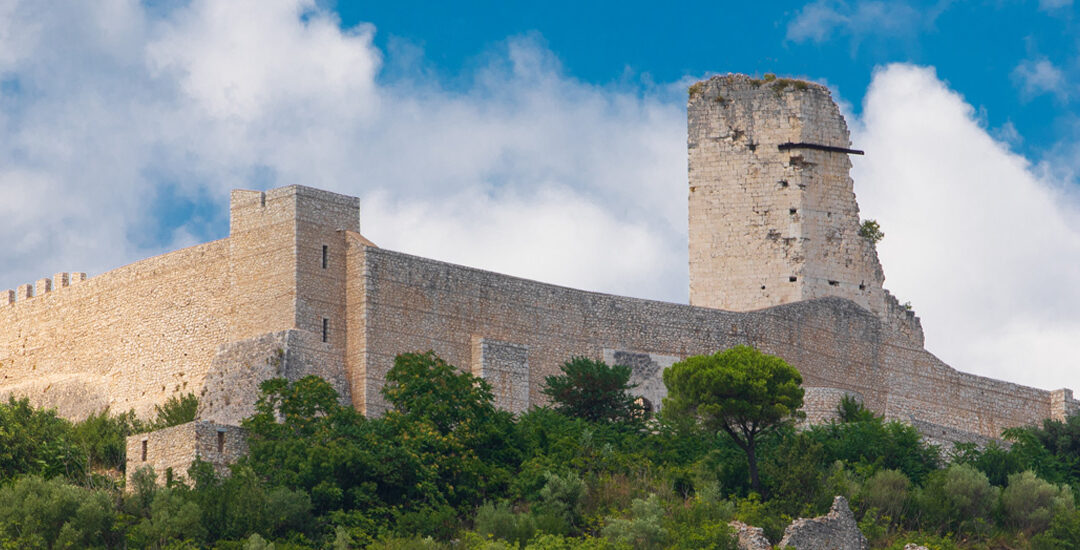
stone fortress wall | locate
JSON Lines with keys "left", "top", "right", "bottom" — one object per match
{"left": 348, "top": 244, "right": 1077, "bottom": 439}
{"left": 1, "top": 73, "right": 1077, "bottom": 484}
{"left": 0, "top": 185, "right": 357, "bottom": 422}
{"left": 0, "top": 239, "right": 234, "bottom": 419}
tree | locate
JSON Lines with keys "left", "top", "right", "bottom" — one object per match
{"left": 149, "top": 393, "right": 199, "bottom": 430}
{"left": 542, "top": 357, "right": 644, "bottom": 424}
{"left": 382, "top": 351, "right": 519, "bottom": 510}
{"left": 662, "top": 346, "right": 804, "bottom": 496}
{"left": 0, "top": 397, "right": 86, "bottom": 483}
{"left": 858, "top": 219, "right": 884, "bottom": 245}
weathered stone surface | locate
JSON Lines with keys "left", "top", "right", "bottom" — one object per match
{"left": 729, "top": 520, "right": 771, "bottom": 550}
{"left": 471, "top": 337, "right": 530, "bottom": 414}
{"left": 125, "top": 421, "right": 248, "bottom": 486}
{"left": 602, "top": 349, "right": 680, "bottom": 412}
{"left": 903, "top": 544, "right": 930, "bottom": 550}
{"left": 779, "top": 496, "right": 868, "bottom": 550}
{"left": 2, "top": 75, "right": 1079, "bottom": 484}
{"left": 197, "top": 330, "right": 351, "bottom": 426}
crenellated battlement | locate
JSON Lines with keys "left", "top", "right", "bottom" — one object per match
{"left": 3, "top": 272, "right": 86, "bottom": 306}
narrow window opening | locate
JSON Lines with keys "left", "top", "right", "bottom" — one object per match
{"left": 141, "top": 440, "right": 148, "bottom": 462}
{"left": 789, "top": 276, "right": 797, "bottom": 282}
{"left": 760, "top": 285, "right": 766, "bottom": 290}
{"left": 828, "top": 280, "right": 839, "bottom": 287}
{"left": 322, "top": 318, "right": 329, "bottom": 343}
{"left": 321, "top": 245, "right": 328, "bottom": 269}
{"left": 859, "top": 283, "right": 866, "bottom": 290}
{"left": 789, "top": 208, "right": 797, "bottom": 215}
{"left": 778, "top": 180, "right": 789, "bottom": 188}
{"left": 217, "top": 431, "right": 225, "bottom": 453}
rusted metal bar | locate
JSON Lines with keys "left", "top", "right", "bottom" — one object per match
{"left": 778, "top": 142, "right": 865, "bottom": 155}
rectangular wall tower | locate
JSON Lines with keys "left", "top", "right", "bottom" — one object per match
{"left": 687, "top": 75, "right": 888, "bottom": 318}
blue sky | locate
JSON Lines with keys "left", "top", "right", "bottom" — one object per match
{"left": 1, "top": 0, "right": 1079, "bottom": 392}
{"left": 338, "top": 0, "right": 1077, "bottom": 160}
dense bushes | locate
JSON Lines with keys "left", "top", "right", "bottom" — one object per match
{"left": 6, "top": 352, "right": 1080, "bottom": 548}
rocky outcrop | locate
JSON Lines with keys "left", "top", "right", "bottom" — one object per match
{"left": 729, "top": 520, "right": 771, "bottom": 550}
{"left": 778, "top": 496, "right": 868, "bottom": 550}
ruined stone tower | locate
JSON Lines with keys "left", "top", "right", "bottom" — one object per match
{"left": 687, "top": 74, "right": 920, "bottom": 343}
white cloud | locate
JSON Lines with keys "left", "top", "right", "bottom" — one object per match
{"left": 786, "top": 0, "right": 925, "bottom": 44}
{"left": 4, "top": 2, "right": 1080, "bottom": 396}
{"left": 1039, "top": 0, "right": 1073, "bottom": 11}
{"left": 1013, "top": 57, "right": 1070, "bottom": 101}
{"left": 0, "top": 0, "right": 687, "bottom": 304}
{"left": 850, "top": 63, "right": 1080, "bottom": 391}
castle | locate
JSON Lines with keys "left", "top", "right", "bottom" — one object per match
{"left": 1, "top": 75, "right": 1075, "bottom": 483}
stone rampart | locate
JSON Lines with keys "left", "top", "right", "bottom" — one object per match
{"left": 349, "top": 244, "right": 1069, "bottom": 440}
{"left": 0, "top": 240, "right": 232, "bottom": 420}
{"left": 2, "top": 72, "right": 1077, "bottom": 483}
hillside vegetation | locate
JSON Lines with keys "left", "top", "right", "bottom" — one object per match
{"left": 1, "top": 349, "right": 1080, "bottom": 549}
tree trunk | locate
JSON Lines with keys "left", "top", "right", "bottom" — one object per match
{"left": 746, "top": 439, "right": 765, "bottom": 497}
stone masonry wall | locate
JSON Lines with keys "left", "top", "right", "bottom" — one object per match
{"left": 0, "top": 240, "right": 232, "bottom": 420}
{"left": 125, "top": 421, "right": 248, "bottom": 486}
{"left": 471, "top": 337, "right": 530, "bottom": 414}
{"left": 0, "top": 185, "right": 359, "bottom": 423}
{"left": 197, "top": 329, "right": 351, "bottom": 425}
{"left": 687, "top": 75, "right": 922, "bottom": 347}
{"left": 352, "top": 244, "right": 1066, "bottom": 440}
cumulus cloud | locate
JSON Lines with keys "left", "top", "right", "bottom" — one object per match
{"left": 1013, "top": 57, "right": 1070, "bottom": 101}
{"left": 0, "top": 0, "right": 687, "bottom": 304}
{"left": 786, "top": 0, "right": 926, "bottom": 45}
{"left": 850, "top": 63, "right": 1080, "bottom": 391}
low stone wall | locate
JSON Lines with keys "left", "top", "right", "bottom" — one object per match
{"left": 125, "top": 421, "right": 247, "bottom": 486}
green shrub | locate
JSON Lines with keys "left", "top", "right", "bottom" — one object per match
{"left": 664, "top": 496, "right": 737, "bottom": 550}
{"left": 72, "top": 408, "right": 142, "bottom": 474}
{"left": 523, "top": 533, "right": 618, "bottom": 549}
{"left": 394, "top": 504, "right": 459, "bottom": 541}
{"left": 1001, "top": 470, "right": 1074, "bottom": 534}
{"left": 0, "top": 397, "right": 86, "bottom": 482}
{"left": 883, "top": 533, "right": 961, "bottom": 550}
{"left": 1032, "top": 507, "right": 1080, "bottom": 549}
{"left": 601, "top": 495, "right": 667, "bottom": 550}
{"left": 536, "top": 472, "right": 585, "bottom": 531}
{"left": 763, "top": 433, "right": 825, "bottom": 516}
{"left": 806, "top": 416, "right": 940, "bottom": 483}
{"left": 542, "top": 358, "right": 645, "bottom": 424}
{"left": 858, "top": 220, "right": 884, "bottom": 245}
{"left": 733, "top": 493, "right": 789, "bottom": 543}
{"left": 914, "top": 464, "right": 998, "bottom": 535}
{"left": 128, "top": 488, "right": 207, "bottom": 549}
{"left": 150, "top": 393, "right": 199, "bottom": 430}
{"left": 369, "top": 535, "right": 448, "bottom": 550}
{"left": 858, "top": 469, "right": 910, "bottom": 523}
{"left": 475, "top": 501, "right": 536, "bottom": 547}
{"left": 836, "top": 394, "right": 876, "bottom": 423}
{"left": 950, "top": 441, "right": 1022, "bottom": 487}
{"left": 0, "top": 476, "right": 122, "bottom": 548}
